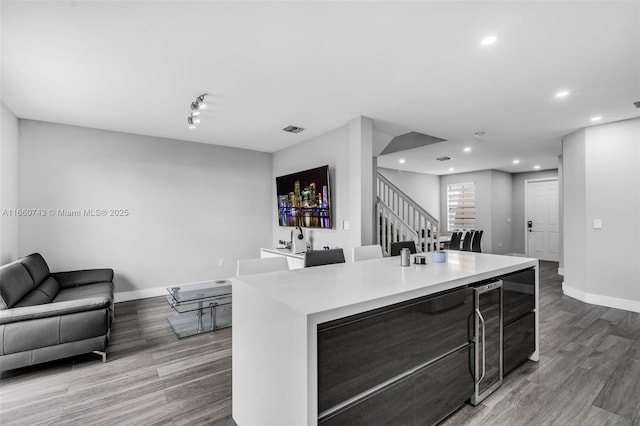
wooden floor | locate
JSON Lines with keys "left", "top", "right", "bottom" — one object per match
{"left": 1, "top": 261, "right": 639, "bottom": 425}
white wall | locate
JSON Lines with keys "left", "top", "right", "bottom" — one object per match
{"left": 584, "top": 119, "right": 639, "bottom": 303}
{"left": 377, "top": 168, "right": 440, "bottom": 222}
{"left": 18, "top": 120, "right": 273, "bottom": 299}
{"left": 273, "top": 125, "right": 351, "bottom": 252}
{"left": 0, "top": 102, "right": 20, "bottom": 264}
{"left": 348, "top": 117, "right": 374, "bottom": 247}
{"left": 491, "top": 170, "right": 513, "bottom": 254}
{"left": 440, "top": 170, "right": 494, "bottom": 253}
{"left": 511, "top": 169, "right": 559, "bottom": 254}
{"left": 563, "top": 118, "right": 640, "bottom": 311}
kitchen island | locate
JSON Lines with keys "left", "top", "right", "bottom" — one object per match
{"left": 232, "top": 251, "right": 538, "bottom": 426}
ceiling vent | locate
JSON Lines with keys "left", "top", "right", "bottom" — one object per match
{"left": 282, "top": 125, "right": 305, "bottom": 134}
{"left": 634, "top": 101, "right": 640, "bottom": 108}
{"left": 437, "top": 156, "right": 451, "bottom": 161}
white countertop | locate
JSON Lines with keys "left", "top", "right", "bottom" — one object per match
{"left": 236, "top": 251, "right": 537, "bottom": 318}
{"left": 260, "top": 247, "right": 305, "bottom": 259}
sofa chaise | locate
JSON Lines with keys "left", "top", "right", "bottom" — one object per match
{"left": 0, "top": 253, "right": 114, "bottom": 372}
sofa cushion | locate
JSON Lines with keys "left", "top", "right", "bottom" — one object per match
{"left": 37, "top": 277, "right": 61, "bottom": 299}
{"left": 53, "top": 282, "right": 114, "bottom": 305}
{"left": 14, "top": 289, "right": 51, "bottom": 308}
{"left": 14, "top": 277, "right": 61, "bottom": 308}
{"left": 21, "top": 253, "right": 51, "bottom": 286}
{"left": 0, "top": 264, "right": 35, "bottom": 309}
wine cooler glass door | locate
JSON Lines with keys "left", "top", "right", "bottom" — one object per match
{"left": 471, "top": 280, "right": 503, "bottom": 405}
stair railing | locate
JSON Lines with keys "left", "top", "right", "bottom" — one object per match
{"left": 376, "top": 172, "right": 440, "bottom": 255}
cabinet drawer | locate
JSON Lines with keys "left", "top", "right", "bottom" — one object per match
{"left": 414, "top": 288, "right": 473, "bottom": 365}
{"left": 318, "top": 305, "right": 414, "bottom": 413}
{"left": 414, "top": 345, "right": 474, "bottom": 426}
{"left": 319, "top": 374, "right": 413, "bottom": 426}
{"left": 504, "top": 311, "right": 535, "bottom": 375}
{"left": 503, "top": 268, "right": 535, "bottom": 324}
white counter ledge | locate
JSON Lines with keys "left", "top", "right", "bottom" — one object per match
{"left": 238, "top": 251, "right": 537, "bottom": 322}
{"left": 232, "top": 251, "right": 539, "bottom": 426}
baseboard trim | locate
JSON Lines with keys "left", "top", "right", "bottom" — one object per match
{"left": 558, "top": 267, "right": 564, "bottom": 276}
{"left": 114, "top": 286, "right": 169, "bottom": 303}
{"left": 562, "top": 283, "right": 640, "bottom": 313}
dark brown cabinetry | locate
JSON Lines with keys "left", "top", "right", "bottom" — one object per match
{"left": 321, "top": 346, "right": 474, "bottom": 426}
{"left": 317, "top": 305, "right": 414, "bottom": 412}
{"left": 413, "top": 346, "right": 474, "bottom": 425}
{"left": 502, "top": 268, "right": 536, "bottom": 376}
{"left": 318, "top": 288, "right": 474, "bottom": 425}
{"left": 504, "top": 311, "right": 535, "bottom": 375}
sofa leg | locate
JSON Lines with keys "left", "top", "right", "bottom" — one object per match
{"left": 93, "top": 350, "right": 107, "bottom": 363}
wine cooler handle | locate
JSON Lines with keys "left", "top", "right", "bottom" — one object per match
{"left": 476, "top": 307, "right": 486, "bottom": 385}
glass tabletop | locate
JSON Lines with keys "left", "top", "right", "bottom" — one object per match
{"left": 166, "top": 280, "right": 232, "bottom": 304}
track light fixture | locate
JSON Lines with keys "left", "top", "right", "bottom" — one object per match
{"left": 195, "top": 94, "right": 207, "bottom": 110}
{"left": 186, "top": 93, "right": 208, "bottom": 129}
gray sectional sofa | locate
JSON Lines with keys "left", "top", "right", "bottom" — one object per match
{"left": 0, "top": 253, "right": 114, "bottom": 371}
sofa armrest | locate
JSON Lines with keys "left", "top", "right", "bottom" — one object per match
{"left": 0, "top": 297, "right": 112, "bottom": 324}
{"left": 51, "top": 269, "right": 114, "bottom": 287}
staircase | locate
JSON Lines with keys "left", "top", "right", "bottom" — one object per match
{"left": 376, "top": 172, "right": 440, "bottom": 256}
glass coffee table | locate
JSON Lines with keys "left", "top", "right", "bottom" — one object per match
{"left": 166, "top": 280, "right": 232, "bottom": 338}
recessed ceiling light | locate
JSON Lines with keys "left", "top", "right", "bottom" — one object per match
{"left": 590, "top": 116, "right": 602, "bottom": 122}
{"left": 448, "top": 167, "right": 455, "bottom": 172}
{"left": 399, "top": 159, "right": 406, "bottom": 164}
{"left": 533, "top": 165, "right": 541, "bottom": 170}
{"left": 555, "top": 91, "right": 570, "bottom": 98}
{"left": 512, "top": 159, "right": 520, "bottom": 164}
{"left": 481, "top": 36, "right": 497, "bottom": 46}
{"left": 463, "top": 147, "right": 472, "bottom": 152}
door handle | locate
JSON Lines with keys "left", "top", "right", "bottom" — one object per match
{"left": 476, "top": 308, "right": 486, "bottom": 385}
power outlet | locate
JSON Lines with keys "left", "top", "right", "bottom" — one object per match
{"left": 218, "top": 259, "right": 224, "bottom": 267}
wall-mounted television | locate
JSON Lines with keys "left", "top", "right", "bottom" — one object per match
{"left": 276, "top": 165, "right": 332, "bottom": 229}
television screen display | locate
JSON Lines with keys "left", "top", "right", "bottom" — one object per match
{"left": 276, "top": 165, "right": 331, "bottom": 229}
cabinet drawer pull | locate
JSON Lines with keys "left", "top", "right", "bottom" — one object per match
{"left": 476, "top": 308, "right": 486, "bottom": 385}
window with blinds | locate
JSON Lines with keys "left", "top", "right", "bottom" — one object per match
{"left": 447, "top": 182, "right": 476, "bottom": 231}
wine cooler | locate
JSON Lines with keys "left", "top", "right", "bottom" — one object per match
{"left": 470, "top": 280, "right": 503, "bottom": 405}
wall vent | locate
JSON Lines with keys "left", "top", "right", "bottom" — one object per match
{"left": 283, "top": 125, "right": 305, "bottom": 133}
{"left": 436, "top": 156, "right": 451, "bottom": 161}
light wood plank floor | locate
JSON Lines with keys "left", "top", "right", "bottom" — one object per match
{"left": 1, "top": 261, "right": 639, "bottom": 425}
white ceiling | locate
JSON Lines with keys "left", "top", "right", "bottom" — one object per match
{"left": 2, "top": 1, "right": 639, "bottom": 175}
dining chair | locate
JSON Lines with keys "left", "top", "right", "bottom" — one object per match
{"left": 448, "top": 232, "right": 462, "bottom": 250}
{"left": 390, "top": 241, "right": 417, "bottom": 256}
{"left": 236, "top": 256, "right": 289, "bottom": 276}
{"left": 472, "top": 230, "right": 483, "bottom": 253}
{"left": 305, "top": 249, "right": 346, "bottom": 267}
{"left": 461, "top": 231, "right": 475, "bottom": 251}
{"left": 352, "top": 244, "right": 384, "bottom": 262}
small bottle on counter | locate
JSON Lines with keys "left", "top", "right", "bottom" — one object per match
{"left": 400, "top": 248, "right": 410, "bottom": 267}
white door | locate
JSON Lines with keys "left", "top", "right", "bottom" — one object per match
{"left": 526, "top": 179, "right": 559, "bottom": 261}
